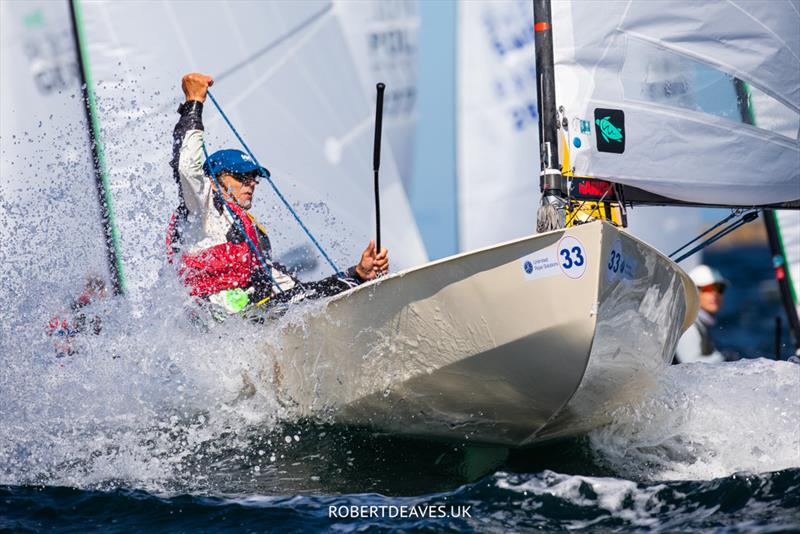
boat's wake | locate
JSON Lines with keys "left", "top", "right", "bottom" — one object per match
{"left": 588, "top": 358, "right": 800, "bottom": 481}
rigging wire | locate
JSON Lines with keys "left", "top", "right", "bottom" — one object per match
{"left": 671, "top": 210, "right": 760, "bottom": 264}
{"left": 206, "top": 90, "right": 342, "bottom": 276}
{"left": 668, "top": 209, "right": 742, "bottom": 258}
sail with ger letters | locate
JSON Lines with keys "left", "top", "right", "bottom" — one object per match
{"left": 0, "top": 0, "right": 118, "bottom": 325}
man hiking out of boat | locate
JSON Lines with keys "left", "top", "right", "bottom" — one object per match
{"left": 673, "top": 265, "right": 731, "bottom": 364}
{"left": 167, "top": 73, "right": 389, "bottom": 314}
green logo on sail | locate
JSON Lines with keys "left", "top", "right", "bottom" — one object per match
{"left": 595, "top": 117, "right": 623, "bottom": 144}
{"left": 593, "top": 108, "right": 625, "bottom": 154}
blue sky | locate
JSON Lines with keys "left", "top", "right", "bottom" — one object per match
{"left": 409, "top": 0, "right": 457, "bottom": 260}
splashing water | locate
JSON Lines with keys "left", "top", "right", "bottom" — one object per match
{"left": 588, "top": 358, "right": 800, "bottom": 481}
{"left": 0, "top": 275, "right": 304, "bottom": 494}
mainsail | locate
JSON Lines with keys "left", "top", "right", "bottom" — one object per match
{"left": 455, "top": 0, "right": 700, "bottom": 262}
{"left": 456, "top": 0, "right": 541, "bottom": 251}
{"left": 70, "top": 0, "right": 427, "bottom": 290}
{"left": 748, "top": 79, "right": 800, "bottom": 348}
{"left": 0, "top": 0, "right": 118, "bottom": 323}
{"left": 335, "top": 0, "right": 419, "bottom": 189}
{"left": 548, "top": 0, "right": 800, "bottom": 207}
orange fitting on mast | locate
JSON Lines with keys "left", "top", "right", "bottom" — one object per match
{"left": 534, "top": 22, "right": 551, "bottom": 32}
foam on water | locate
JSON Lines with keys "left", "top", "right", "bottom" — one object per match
{"left": 3, "top": 280, "right": 799, "bottom": 496}
{"left": 495, "top": 470, "right": 669, "bottom": 529}
{"left": 0, "top": 275, "right": 306, "bottom": 493}
{"left": 588, "top": 358, "right": 800, "bottom": 481}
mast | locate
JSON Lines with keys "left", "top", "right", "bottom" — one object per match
{"left": 68, "top": 0, "right": 126, "bottom": 295}
{"left": 532, "top": 0, "right": 567, "bottom": 232}
{"left": 734, "top": 78, "right": 800, "bottom": 353}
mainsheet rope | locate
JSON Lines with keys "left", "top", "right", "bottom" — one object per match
{"left": 206, "top": 90, "right": 342, "bottom": 276}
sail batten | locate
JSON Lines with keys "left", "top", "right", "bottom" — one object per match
{"left": 617, "top": 0, "right": 800, "bottom": 113}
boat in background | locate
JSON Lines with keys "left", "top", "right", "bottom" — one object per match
{"left": 746, "top": 80, "right": 800, "bottom": 352}
{"left": 0, "top": 0, "right": 124, "bottom": 336}
{"left": 276, "top": 221, "right": 697, "bottom": 447}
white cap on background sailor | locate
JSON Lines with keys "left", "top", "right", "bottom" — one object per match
{"left": 688, "top": 265, "right": 730, "bottom": 289}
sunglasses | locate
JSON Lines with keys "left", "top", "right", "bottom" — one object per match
{"left": 228, "top": 172, "right": 261, "bottom": 185}
{"left": 699, "top": 284, "right": 726, "bottom": 295}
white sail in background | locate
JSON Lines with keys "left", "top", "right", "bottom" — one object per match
{"left": 76, "top": 0, "right": 426, "bottom": 291}
{"left": 335, "top": 0, "right": 419, "bottom": 189}
{"left": 750, "top": 87, "right": 800, "bottom": 312}
{"left": 0, "top": 1, "right": 110, "bottom": 322}
{"left": 551, "top": 0, "right": 800, "bottom": 207}
{"left": 775, "top": 210, "right": 800, "bottom": 312}
{"left": 455, "top": 0, "right": 700, "bottom": 260}
{"left": 456, "top": 0, "right": 541, "bottom": 252}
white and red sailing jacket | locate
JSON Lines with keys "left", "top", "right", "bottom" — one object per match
{"left": 167, "top": 101, "right": 361, "bottom": 306}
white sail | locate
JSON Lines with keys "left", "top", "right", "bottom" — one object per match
{"left": 455, "top": 0, "right": 701, "bottom": 261}
{"left": 775, "top": 210, "right": 800, "bottom": 311}
{"left": 455, "top": 0, "right": 541, "bottom": 251}
{"left": 0, "top": 0, "right": 111, "bottom": 320}
{"left": 750, "top": 86, "right": 800, "bottom": 311}
{"left": 75, "top": 0, "right": 427, "bottom": 291}
{"left": 551, "top": 0, "right": 800, "bottom": 206}
{"left": 335, "top": 0, "right": 419, "bottom": 189}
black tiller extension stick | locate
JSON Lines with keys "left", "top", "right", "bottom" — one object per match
{"left": 373, "top": 82, "right": 385, "bottom": 252}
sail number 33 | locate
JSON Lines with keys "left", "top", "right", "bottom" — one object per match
{"left": 557, "top": 236, "right": 587, "bottom": 279}
{"left": 607, "top": 250, "right": 625, "bottom": 273}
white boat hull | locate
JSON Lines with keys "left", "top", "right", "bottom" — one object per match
{"left": 271, "top": 221, "right": 697, "bottom": 447}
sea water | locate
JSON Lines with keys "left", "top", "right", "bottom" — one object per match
{"left": 1, "top": 247, "right": 798, "bottom": 532}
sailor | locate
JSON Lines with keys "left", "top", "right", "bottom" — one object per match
{"left": 47, "top": 274, "right": 107, "bottom": 357}
{"left": 673, "top": 265, "right": 730, "bottom": 364}
{"left": 167, "top": 73, "right": 388, "bottom": 314}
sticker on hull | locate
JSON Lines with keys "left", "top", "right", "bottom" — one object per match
{"left": 520, "top": 237, "right": 588, "bottom": 281}
{"left": 520, "top": 245, "right": 561, "bottom": 281}
{"left": 557, "top": 236, "right": 587, "bottom": 279}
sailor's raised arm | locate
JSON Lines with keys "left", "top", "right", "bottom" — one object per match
{"left": 171, "top": 73, "right": 214, "bottom": 214}
{"left": 182, "top": 72, "right": 213, "bottom": 103}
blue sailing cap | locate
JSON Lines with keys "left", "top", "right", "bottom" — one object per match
{"left": 203, "top": 149, "right": 269, "bottom": 177}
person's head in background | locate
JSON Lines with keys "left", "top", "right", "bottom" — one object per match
{"left": 689, "top": 265, "right": 729, "bottom": 316}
